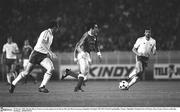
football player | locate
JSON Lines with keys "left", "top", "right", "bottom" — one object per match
{"left": 9, "top": 20, "right": 60, "bottom": 93}
{"left": 61, "top": 22, "right": 102, "bottom": 92}
{"left": 1, "top": 36, "right": 19, "bottom": 85}
{"left": 122, "top": 29, "right": 156, "bottom": 90}
{"left": 21, "top": 39, "right": 37, "bottom": 84}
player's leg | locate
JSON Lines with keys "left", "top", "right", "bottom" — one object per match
{"left": 10, "top": 62, "right": 17, "bottom": 80}
{"left": 22, "top": 59, "right": 28, "bottom": 84}
{"left": 23, "top": 59, "right": 37, "bottom": 84}
{"left": 6, "top": 63, "right": 12, "bottom": 85}
{"left": 61, "top": 68, "right": 78, "bottom": 80}
{"left": 74, "top": 58, "right": 89, "bottom": 92}
{"left": 82, "top": 75, "right": 88, "bottom": 86}
{"left": 39, "top": 58, "right": 54, "bottom": 93}
{"left": 127, "top": 61, "right": 143, "bottom": 88}
{"left": 9, "top": 62, "right": 34, "bottom": 93}
{"left": 29, "top": 73, "right": 38, "bottom": 84}
{"left": 12, "top": 62, "right": 33, "bottom": 86}
{"left": 5, "top": 59, "right": 13, "bottom": 85}
{"left": 61, "top": 68, "right": 87, "bottom": 86}
{"left": 82, "top": 53, "right": 91, "bottom": 86}
{"left": 128, "top": 68, "right": 137, "bottom": 80}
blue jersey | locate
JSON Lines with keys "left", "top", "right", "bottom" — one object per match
{"left": 22, "top": 45, "right": 32, "bottom": 59}
{"left": 76, "top": 32, "right": 100, "bottom": 53}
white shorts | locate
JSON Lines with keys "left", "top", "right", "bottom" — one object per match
{"left": 77, "top": 51, "right": 91, "bottom": 63}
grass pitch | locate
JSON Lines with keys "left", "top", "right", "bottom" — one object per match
{"left": 0, "top": 80, "right": 180, "bottom": 107}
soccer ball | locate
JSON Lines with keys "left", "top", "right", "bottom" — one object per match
{"left": 119, "top": 80, "right": 128, "bottom": 89}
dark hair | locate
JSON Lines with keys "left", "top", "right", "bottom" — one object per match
{"left": 87, "top": 22, "right": 98, "bottom": 30}
{"left": 7, "top": 36, "right": 13, "bottom": 40}
{"left": 145, "top": 29, "right": 151, "bottom": 33}
{"left": 48, "top": 20, "right": 60, "bottom": 28}
{"left": 144, "top": 26, "right": 151, "bottom": 31}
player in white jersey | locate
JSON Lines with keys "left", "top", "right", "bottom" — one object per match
{"left": 9, "top": 21, "right": 60, "bottom": 93}
{"left": 120, "top": 29, "right": 156, "bottom": 90}
{"left": 1, "top": 37, "right": 19, "bottom": 85}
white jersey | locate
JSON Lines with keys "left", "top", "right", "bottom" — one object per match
{"left": 134, "top": 36, "right": 156, "bottom": 57}
{"left": 2, "top": 42, "right": 19, "bottom": 59}
{"left": 34, "top": 29, "right": 53, "bottom": 54}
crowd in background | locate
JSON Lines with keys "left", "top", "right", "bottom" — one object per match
{"left": 0, "top": 0, "right": 179, "bottom": 52}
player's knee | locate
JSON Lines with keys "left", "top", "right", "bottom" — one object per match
{"left": 84, "top": 75, "right": 88, "bottom": 81}
{"left": 80, "top": 70, "right": 88, "bottom": 76}
{"left": 139, "top": 69, "right": 143, "bottom": 74}
{"left": 128, "top": 69, "right": 136, "bottom": 79}
{"left": 46, "top": 66, "right": 54, "bottom": 75}
{"left": 138, "top": 66, "right": 144, "bottom": 73}
{"left": 136, "top": 66, "right": 143, "bottom": 74}
{"left": 20, "top": 71, "right": 28, "bottom": 77}
{"left": 130, "top": 75, "right": 139, "bottom": 82}
{"left": 134, "top": 76, "right": 139, "bottom": 80}
{"left": 135, "top": 67, "right": 140, "bottom": 74}
{"left": 45, "top": 71, "right": 53, "bottom": 76}
{"left": 78, "top": 74, "right": 85, "bottom": 79}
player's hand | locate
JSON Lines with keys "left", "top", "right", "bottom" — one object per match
{"left": 12, "top": 50, "right": 19, "bottom": 55}
{"left": 97, "top": 52, "right": 102, "bottom": 63}
{"left": 98, "top": 56, "right": 102, "bottom": 63}
{"left": 152, "top": 50, "right": 156, "bottom": 55}
{"left": 1, "top": 55, "right": 5, "bottom": 64}
{"left": 138, "top": 53, "right": 143, "bottom": 56}
{"left": 52, "top": 53, "right": 57, "bottom": 59}
{"left": 74, "top": 58, "right": 78, "bottom": 63}
{"left": 1, "top": 58, "right": 4, "bottom": 64}
{"left": 49, "top": 52, "right": 57, "bottom": 59}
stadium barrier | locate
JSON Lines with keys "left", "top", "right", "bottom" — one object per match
{"left": 154, "top": 64, "right": 180, "bottom": 79}
{"left": 1, "top": 51, "right": 180, "bottom": 81}
{"left": 57, "top": 51, "right": 180, "bottom": 80}
{"left": 59, "top": 64, "right": 135, "bottom": 80}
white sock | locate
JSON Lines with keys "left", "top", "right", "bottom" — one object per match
{"left": 128, "top": 76, "right": 139, "bottom": 88}
{"left": 12, "top": 72, "right": 24, "bottom": 86}
{"left": 7, "top": 73, "right": 11, "bottom": 84}
{"left": 40, "top": 73, "right": 51, "bottom": 88}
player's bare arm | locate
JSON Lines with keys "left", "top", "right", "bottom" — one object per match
{"left": 132, "top": 47, "right": 142, "bottom": 56}
{"left": 95, "top": 37, "right": 102, "bottom": 62}
{"left": 1, "top": 51, "right": 5, "bottom": 64}
{"left": 42, "top": 43, "right": 56, "bottom": 59}
{"left": 151, "top": 41, "right": 156, "bottom": 55}
{"left": 73, "top": 44, "right": 79, "bottom": 62}
{"left": 2, "top": 44, "right": 6, "bottom": 64}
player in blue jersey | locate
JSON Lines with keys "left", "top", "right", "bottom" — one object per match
{"left": 61, "top": 22, "right": 102, "bottom": 92}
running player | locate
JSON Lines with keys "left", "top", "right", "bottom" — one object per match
{"left": 61, "top": 22, "right": 102, "bottom": 92}
{"left": 1, "top": 36, "right": 19, "bottom": 85}
{"left": 121, "top": 29, "right": 156, "bottom": 90}
{"left": 9, "top": 21, "right": 60, "bottom": 93}
{"left": 22, "top": 39, "right": 37, "bottom": 84}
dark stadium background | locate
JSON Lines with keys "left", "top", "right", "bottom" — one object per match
{"left": 0, "top": 0, "right": 179, "bottom": 51}
{"left": 0, "top": 0, "right": 180, "bottom": 107}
